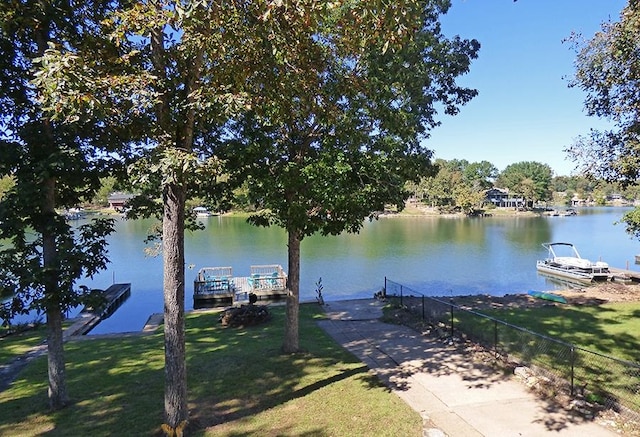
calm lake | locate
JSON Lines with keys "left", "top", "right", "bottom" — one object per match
{"left": 8, "top": 207, "right": 640, "bottom": 334}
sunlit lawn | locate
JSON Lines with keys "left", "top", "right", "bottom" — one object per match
{"left": 0, "top": 304, "right": 422, "bottom": 436}
{"left": 0, "top": 327, "right": 48, "bottom": 365}
{"left": 479, "top": 301, "right": 640, "bottom": 363}
{"left": 0, "top": 319, "right": 75, "bottom": 365}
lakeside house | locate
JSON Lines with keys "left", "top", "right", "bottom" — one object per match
{"left": 485, "top": 188, "right": 526, "bottom": 208}
{"left": 107, "top": 192, "right": 135, "bottom": 210}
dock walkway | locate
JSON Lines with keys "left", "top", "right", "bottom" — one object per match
{"left": 608, "top": 267, "right": 640, "bottom": 283}
{"left": 65, "top": 283, "right": 131, "bottom": 337}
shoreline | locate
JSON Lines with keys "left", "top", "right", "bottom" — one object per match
{"left": 441, "top": 281, "right": 640, "bottom": 310}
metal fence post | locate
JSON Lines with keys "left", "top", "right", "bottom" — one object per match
{"left": 450, "top": 302, "right": 454, "bottom": 338}
{"left": 400, "top": 285, "right": 403, "bottom": 306}
{"left": 570, "top": 346, "right": 575, "bottom": 397}
{"left": 422, "top": 295, "right": 425, "bottom": 321}
{"left": 494, "top": 319, "right": 498, "bottom": 359}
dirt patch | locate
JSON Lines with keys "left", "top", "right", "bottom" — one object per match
{"left": 445, "top": 282, "right": 640, "bottom": 311}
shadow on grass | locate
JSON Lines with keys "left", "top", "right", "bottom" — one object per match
{"left": 0, "top": 303, "right": 421, "bottom": 436}
{"left": 0, "top": 332, "right": 166, "bottom": 436}
{"left": 186, "top": 305, "right": 372, "bottom": 431}
{"left": 189, "top": 362, "right": 370, "bottom": 429}
{"left": 375, "top": 301, "right": 636, "bottom": 433}
{"left": 457, "top": 303, "right": 640, "bottom": 431}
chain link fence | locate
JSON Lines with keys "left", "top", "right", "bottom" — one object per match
{"left": 384, "top": 278, "right": 640, "bottom": 433}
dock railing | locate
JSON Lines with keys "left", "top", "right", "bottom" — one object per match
{"left": 249, "top": 264, "right": 287, "bottom": 291}
{"left": 194, "top": 266, "right": 234, "bottom": 296}
{"left": 384, "top": 278, "right": 640, "bottom": 432}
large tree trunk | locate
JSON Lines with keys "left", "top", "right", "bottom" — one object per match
{"left": 33, "top": 4, "right": 68, "bottom": 411}
{"left": 282, "top": 229, "right": 301, "bottom": 353}
{"left": 163, "top": 182, "right": 187, "bottom": 429}
{"left": 43, "top": 175, "right": 68, "bottom": 409}
{"left": 45, "top": 300, "right": 67, "bottom": 409}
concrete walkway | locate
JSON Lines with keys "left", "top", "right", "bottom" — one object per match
{"left": 318, "top": 299, "right": 617, "bottom": 437}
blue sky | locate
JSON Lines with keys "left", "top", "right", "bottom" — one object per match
{"left": 427, "top": 0, "right": 628, "bottom": 176}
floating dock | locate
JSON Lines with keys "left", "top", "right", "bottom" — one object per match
{"left": 193, "top": 265, "right": 288, "bottom": 307}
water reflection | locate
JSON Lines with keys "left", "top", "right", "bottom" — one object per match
{"left": 5, "top": 207, "right": 638, "bottom": 333}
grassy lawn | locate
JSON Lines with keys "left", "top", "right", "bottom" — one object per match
{"left": 0, "top": 327, "right": 48, "bottom": 365}
{"left": 478, "top": 301, "right": 640, "bottom": 363}
{"left": 449, "top": 300, "right": 640, "bottom": 414}
{"left": 0, "top": 304, "right": 422, "bottom": 436}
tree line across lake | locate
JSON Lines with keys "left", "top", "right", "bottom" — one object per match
{"left": 4, "top": 157, "right": 636, "bottom": 218}
{"left": 404, "top": 159, "right": 640, "bottom": 215}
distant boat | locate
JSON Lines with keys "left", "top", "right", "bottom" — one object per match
{"left": 559, "top": 209, "right": 577, "bottom": 217}
{"left": 64, "top": 207, "right": 85, "bottom": 220}
{"left": 536, "top": 242, "right": 610, "bottom": 284}
{"left": 193, "top": 206, "right": 213, "bottom": 217}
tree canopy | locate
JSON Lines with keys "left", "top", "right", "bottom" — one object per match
{"left": 0, "top": 0, "right": 129, "bottom": 409}
{"left": 31, "top": 0, "right": 479, "bottom": 427}
{"left": 497, "top": 161, "right": 553, "bottom": 205}
{"left": 32, "top": 0, "right": 477, "bottom": 427}
{"left": 566, "top": 0, "right": 640, "bottom": 236}
{"left": 221, "top": 0, "right": 479, "bottom": 352}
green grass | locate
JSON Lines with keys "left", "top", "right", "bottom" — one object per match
{"left": 1, "top": 320, "right": 75, "bottom": 365}
{"left": 449, "top": 301, "right": 640, "bottom": 413}
{"left": 477, "top": 302, "right": 640, "bottom": 363}
{"left": 0, "top": 304, "right": 422, "bottom": 436}
{"left": 0, "top": 327, "right": 48, "bottom": 364}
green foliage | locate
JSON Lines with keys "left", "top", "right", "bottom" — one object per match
{"left": 620, "top": 208, "right": 640, "bottom": 240}
{"left": 92, "top": 177, "right": 119, "bottom": 207}
{"left": 0, "top": 176, "right": 14, "bottom": 200}
{"left": 497, "top": 161, "right": 553, "bottom": 204}
{"left": 0, "top": 216, "right": 114, "bottom": 324}
{"left": 566, "top": 2, "right": 640, "bottom": 186}
{"left": 0, "top": 2, "right": 125, "bottom": 315}
{"left": 414, "top": 158, "right": 493, "bottom": 214}
{"left": 220, "top": 0, "right": 479, "bottom": 239}
{"left": 420, "top": 160, "right": 462, "bottom": 208}
{"left": 0, "top": 0, "right": 136, "bottom": 407}
{"left": 214, "top": 0, "right": 480, "bottom": 353}
{"left": 463, "top": 160, "right": 498, "bottom": 190}
{"left": 566, "top": 2, "right": 640, "bottom": 237}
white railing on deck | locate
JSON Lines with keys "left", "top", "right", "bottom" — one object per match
{"left": 249, "top": 264, "right": 287, "bottom": 291}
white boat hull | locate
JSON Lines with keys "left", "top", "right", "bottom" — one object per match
{"left": 536, "top": 260, "right": 608, "bottom": 284}
{"left": 536, "top": 242, "right": 610, "bottom": 284}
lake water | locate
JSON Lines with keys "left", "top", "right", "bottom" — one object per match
{"left": 8, "top": 207, "right": 640, "bottom": 333}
